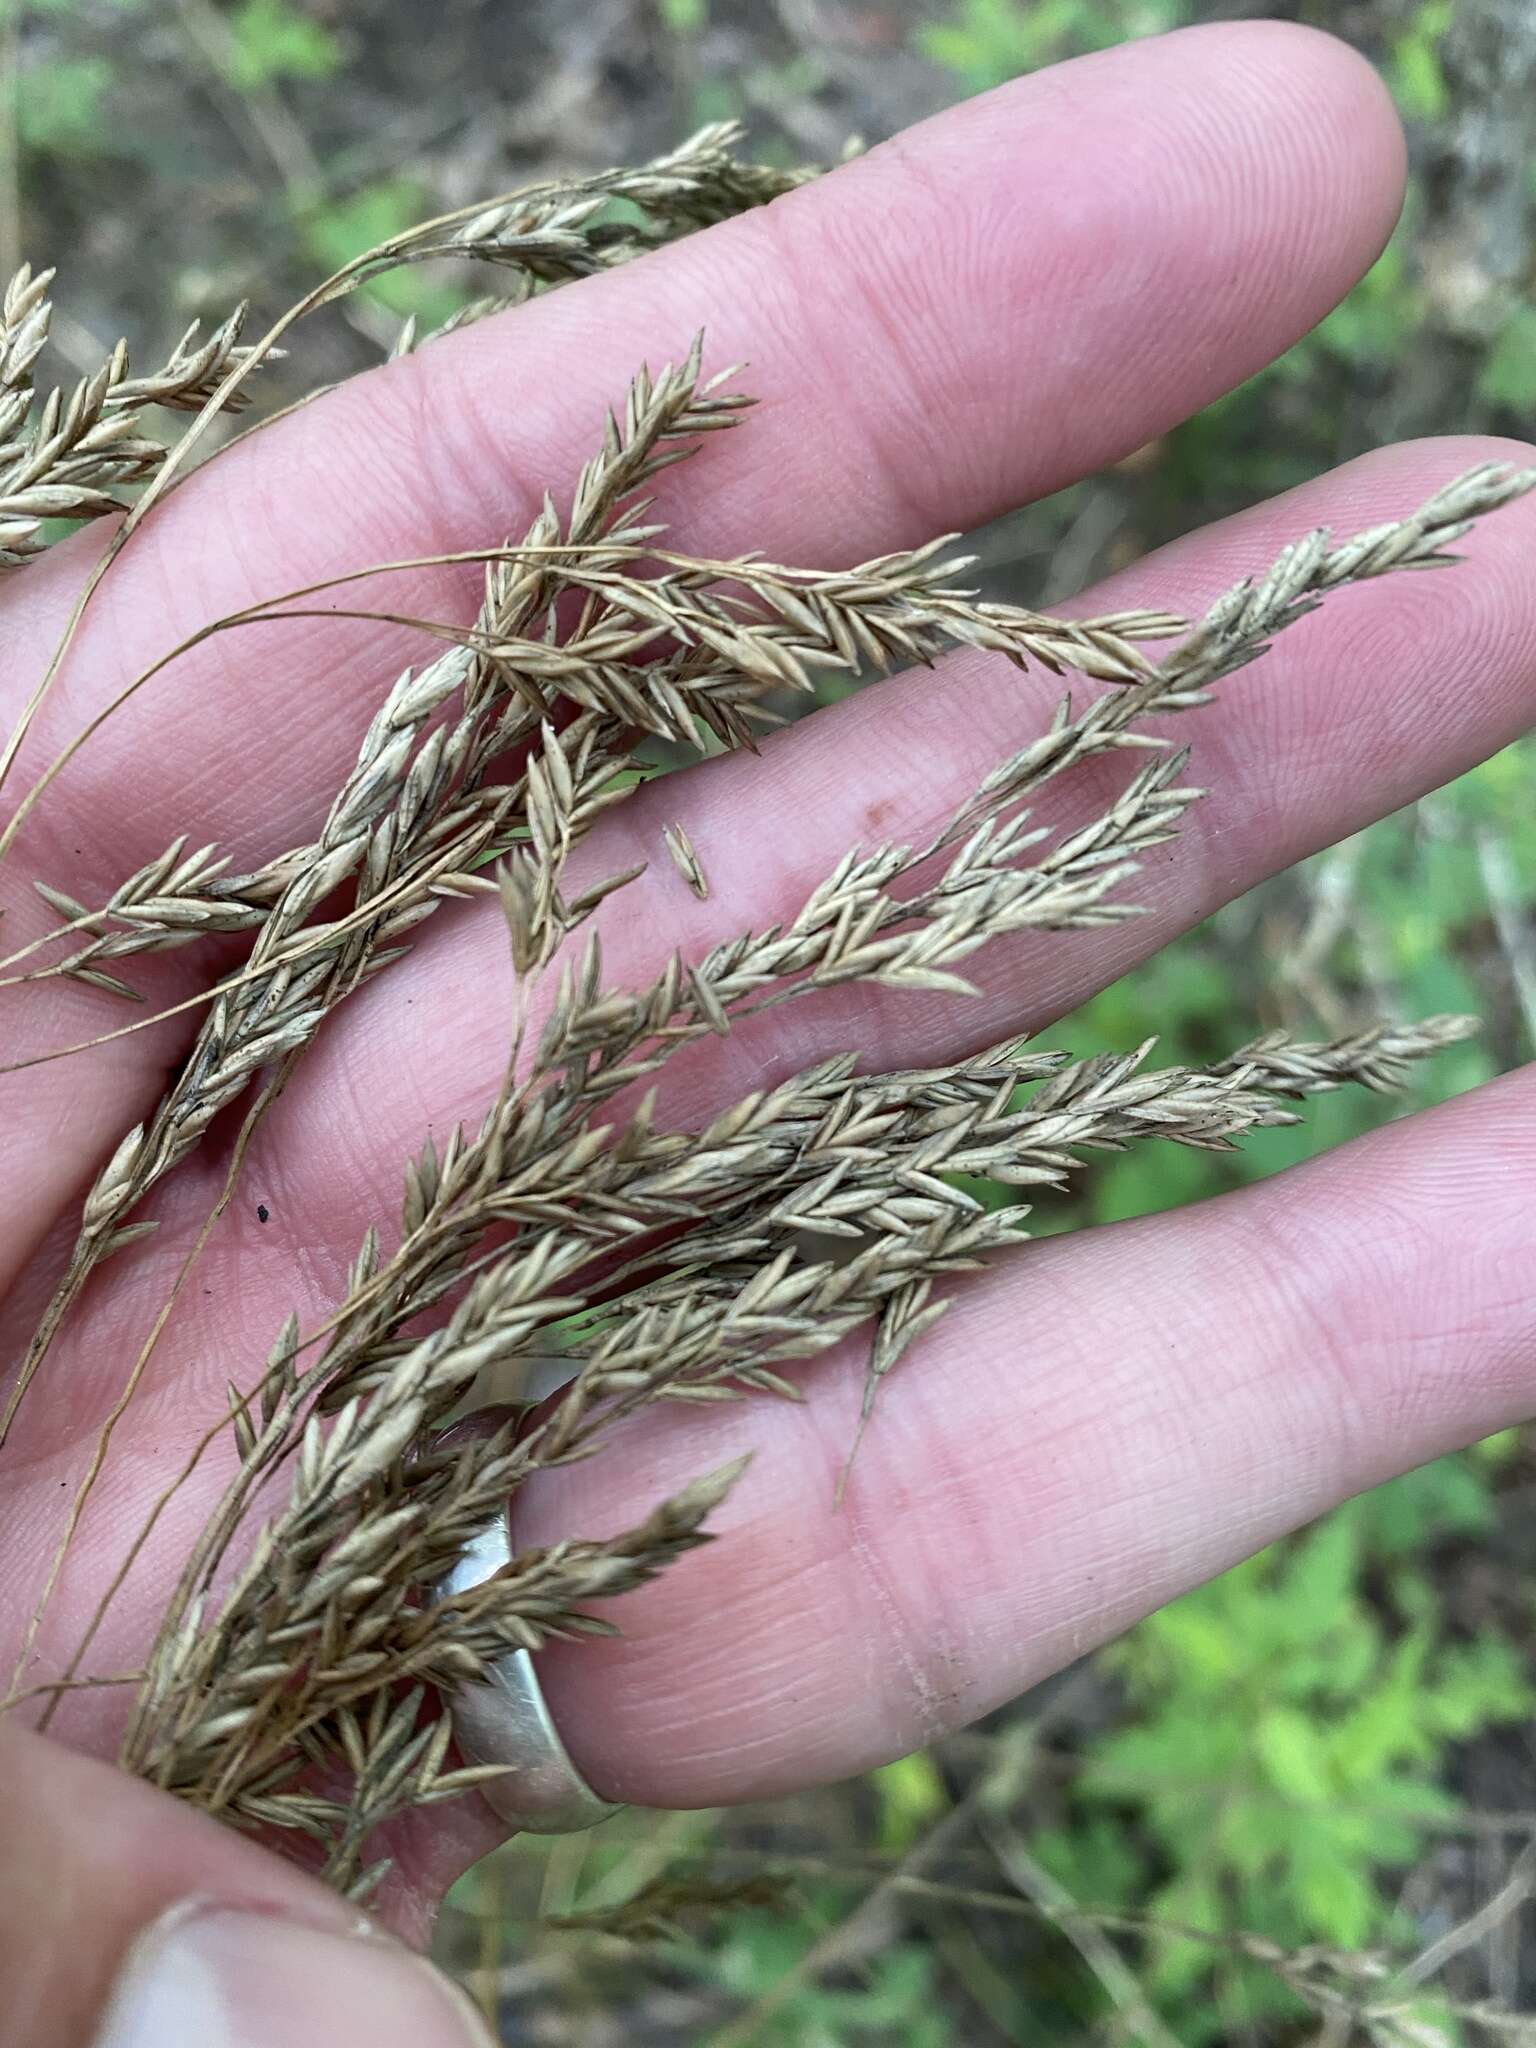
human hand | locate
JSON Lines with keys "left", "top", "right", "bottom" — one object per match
{"left": 4, "top": 22, "right": 1536, "bottom": 2047}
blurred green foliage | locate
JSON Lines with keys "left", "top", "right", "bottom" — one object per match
{"left": 690, "top": 1913, "right": 953, "bottom": 2047}
{"left": 900, "top": 4, "right": 1536, "bottom": 2036}
{"left": 14, "top": 49, "right": 109, "bottom": 150}
{"left": 918, "top": 0, "right": 1187, "bottom": 90}
{"left": 295, "top": 175, "right": 464, "bottom": 324}
{"left": 1388, "top": 0, "right": 1455, "bottom": 121}
{"left": 3, "top": 0, "right": 137, "bottom": 152}
{"left": 659, "top": 0, "right": 710, "bottom": 35}
{"left": 1039, "top": 1472, "right": 1530, "bottom": 2033}
{"left": 219, "top": 0, "right": 341, "bottom": 91}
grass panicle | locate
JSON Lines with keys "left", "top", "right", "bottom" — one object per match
{"left": 2, "top": 134, "right": 1530, "bottom": 1899}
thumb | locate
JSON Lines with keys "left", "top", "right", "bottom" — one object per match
{"left": 0, "top": 1719, "right": 494, "bottom": 2048}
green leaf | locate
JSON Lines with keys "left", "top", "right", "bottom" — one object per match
{"left": 299, "top": 179, "right": 465, "bottom": 324}
{"left": 17, "top": 56, "right": 112, "bottom": 154}
{"left": 1274, "top": 1514, "right": 1359, "bottom": 1639}
{"left": 1389, "top": 1, "right": 1454, "bottom": 122}
{"left": 1390, "top": 36, "right": 1447, "bottom": 122}
{"left": 1031, "top": 1815, "right": 1149, "bottom": 1904}
{"left": 1479, "top": 302, "right": 1536, "bottom": 417}
{"left": 869, "top": 1750, "right": 947, "bottom": 1852}
{"left": 1355, "top": 1455, "right": 1495, "bottom": 1558}
{"left": 222, "top": 0, "right": 342, "bottom": 90}
{"left": 1253, "top": 1706, "right": 1332, "bottom": 1806}
{"left": 1291, "top": 1847, "right": 1379, "bottom": 1947}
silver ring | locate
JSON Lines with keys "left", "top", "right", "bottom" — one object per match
{"left": 437, "top": 1507, "right": 624, "bottom": 1835}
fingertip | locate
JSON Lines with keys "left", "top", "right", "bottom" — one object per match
{"left": 1191, "top": 17, "right": 1408, "bottom": 229}
{"left": 1134, "top": 19, "right": 1408, "bottom": 337}
{"left": 761, "top": 19, "right": 1414, "bottom": 521}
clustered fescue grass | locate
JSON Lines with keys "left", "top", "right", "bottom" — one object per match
{"left": 0, "top": 264, "right": 264, "bottom": 567}
{"left": 1, "top": 123, "right": 1532, "bottom": 1901}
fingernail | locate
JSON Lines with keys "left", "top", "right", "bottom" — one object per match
{"left": 95, "top": 1900, "right": 494, "bottom": 2048}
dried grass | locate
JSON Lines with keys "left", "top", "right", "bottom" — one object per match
{"left": 1, "top": 125, "right": 1530, "bottom": 1900}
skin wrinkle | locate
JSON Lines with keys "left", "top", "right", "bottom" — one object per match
{"left": 964, "top": 32, "right": 1395, "bottom": 434}
{"left": 370, "top": 344, "right": 520, "bottom": 586}
{"left": 815, "top": 1349, "right": 988, "bottom": 1749}
{"left": 0, "top": 1156, "right": 334, "bottom": 1469}
{"left": 764, "top": 139, "right": 993, "bottom": 543}
{"left": 1202, "top": 1198, "right": 1372, "bottom": 1497}
{"left": 558, "top": 1255, "right": 1287, "bottom": 1794}
{"left": 978, "top": 1252, "right": 1321, "bottom": 1558}
{"left": 1256, "top": 1138, "right": 1536, "bottom": 1459}
{"left": 554, "top": 1498, "right": 854, "bottom": 1795}
{"left": 754, "top": 204, "right": 939, "bottom": 542}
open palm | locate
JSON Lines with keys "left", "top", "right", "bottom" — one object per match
{"left": 4, "top": 18, "right": 1536, "bottom": 1972}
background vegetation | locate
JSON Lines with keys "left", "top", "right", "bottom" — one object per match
{"left": 7, "top": 0, "right": 1536, "bottom": 2039}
